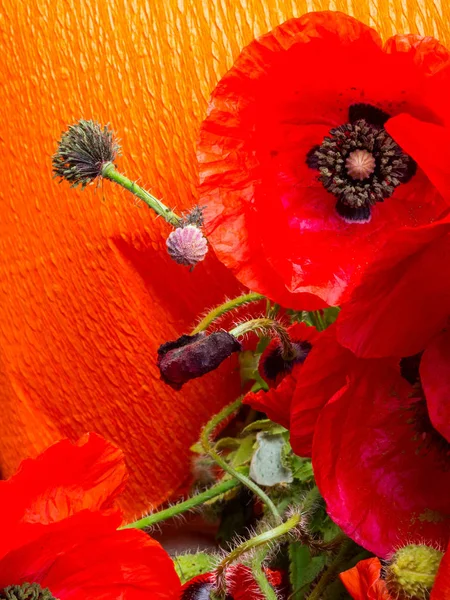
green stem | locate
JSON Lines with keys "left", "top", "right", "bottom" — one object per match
{"left": 252, "top": 548, "right": 278, "bottom": 600}
{"left": 201, "top": 397, "right": 281, "bottom": 523}
{"left": 101, "top": 161, "right": 181, "bottom": 227}
{"left": 120, "top": 478, "right": 241, "bottom": 530}
{"left": 215, "top": 513, "right": 300, "bottom": 591}
{"left": 230, "top": 318, "right": 296, "bottom": 361}
{"left": 307, "top": 540, "right": 355, "bottom": 600}
{"left": 191, "top": 293, "right": 265, "bottom": 335}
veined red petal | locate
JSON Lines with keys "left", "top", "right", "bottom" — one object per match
{"left": 387, "top": 114, "right": 450, "bottom": 203}
{"left": 340, "top": 558, "right": 392, "bottom": 600}
{"left": 313, "top": 361, "right": 450, "bottom": 557}
{"left": 0, "top": 511, "right": 180, "bottom": 600}
{"left": 337, "top": 218, "right": 450, "bottom": 357}
{"left": 0, "top": 434, "right": 126, "bottom": 529}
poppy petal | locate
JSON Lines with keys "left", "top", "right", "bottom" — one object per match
{"left": 431, "top": 542, "right": 450, "bottom": 600}
{"left": 337, "top": 218, "right": 450, "bottom": 357}
{"left": 313, "top": 361, "right": 450, "bottom": 557}
{"left": 290, "top": 325, "right": 355, "bottom": 457}
{"left": 0, "top": 511, "right": 180, "bottom": 600}
{"left": 0, "top": 434, "right": 126, "bottom": 527}
{"left": 340, "top": 558, "right": 392, "bottom": 600}
{"left": 386, "top": 114, "right": 450, "bottom": 203}
{"left": 421, "top": 329, "right": 450, "bottom": 443}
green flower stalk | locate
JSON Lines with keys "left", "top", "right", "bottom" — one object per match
{"left": 53, "top": 119, "right": 208, "bottom": 267}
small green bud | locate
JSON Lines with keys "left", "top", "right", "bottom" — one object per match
{"left": 386, "top": 544, "right": 443, "bottom": 599}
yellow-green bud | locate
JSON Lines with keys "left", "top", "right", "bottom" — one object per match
{"left": 386, "top": 544, "right": 443, "bottom": 599}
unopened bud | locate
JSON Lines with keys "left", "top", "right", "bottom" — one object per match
{"left": 166, "top": 225, "right": 208, "bottom": 267}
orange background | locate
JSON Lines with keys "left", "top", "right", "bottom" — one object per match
{"left": 0, "top": 0, "right": 448, "bottom": 517}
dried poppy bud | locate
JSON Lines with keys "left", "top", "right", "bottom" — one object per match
{"left": 157, "top": 331, "right": 241, "bottom": 390}
{"left": 166, "top": 224, "right": 208, "bottom": 267}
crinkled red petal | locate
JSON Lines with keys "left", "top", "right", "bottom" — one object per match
{"left": 0, "top": 434, "right": 126, "bottom": 532}
{"left": 337, "top": 218, "right": 450, "bottom": 358}
{"left": 0, "top": 511, "right": 180, "bottom": 600}
{"left": 313, "top": 360, "right": 450, "bottom": 557}
{"left": 339, "top": 558, "right": 392, "bottom": 600}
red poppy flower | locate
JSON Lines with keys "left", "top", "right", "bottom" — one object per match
{"left": 0, "top": 434, "right": 180, "bottom": 599}
{"left": 198, "top": 11, "right": 450, "bottom": 308}
{"left": 243, "top": 322, "right": 318, "bottom": 428}
{"left": 312, "top": 339, "right": 450, "bottom": 557}
{"left": 340, "top": 558, "right": 392, "bottom": 600}
{"left": 180, "top": 565, "right": 282, "bottom": 600}
{"left": 336, "top": 216, "right": 450, "bottom": 358}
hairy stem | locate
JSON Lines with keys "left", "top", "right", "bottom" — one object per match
{"left": 201, "top": 397, "right": 281, "bottom": 523}
{"left": 230, "top": 318, "right": 296, "bottom": 361}
{"left": 191, "top": 293, "right": 265, "bottom": 335}
{"left": 215, "top": 513, "right": 301, "bottom": 594}
{"left": 121, "top": 478, "right": 241, "bottom": 529}
{"left": 101, "top": 161, "right": 181, "bottom": 227}
{"left": 252, "top": 548, "right": 278, "bottom": 600}
{"left": 307, "top": 540, "right": 356, "bottom": 600}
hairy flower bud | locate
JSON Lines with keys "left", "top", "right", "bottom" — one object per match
{"left": 166, "top": 225, "right": 208, "bottom": 267}
{"left": 157, "top": 331, "right": 241, "bottom": 390}
{"left": 52, "top": 119, "right": 119, "bottom": 188}
{"left": 386, "top": 544, "right": 443, "bottom": 599}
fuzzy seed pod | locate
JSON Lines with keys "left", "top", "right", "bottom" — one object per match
{"left": 166, "top": 225, "right": 208, "bottom": 267}
{"left": 386, "top": 544, "right": 443, "bottom": 599}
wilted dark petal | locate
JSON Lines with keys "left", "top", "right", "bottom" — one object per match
{"left": 157, "top": 331, "right": 241, "bottom": 390}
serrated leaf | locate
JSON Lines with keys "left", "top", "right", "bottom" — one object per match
{"left": 174, "top": 552, "right": 217, "bottom": 584}
{"left": 289, "top": 542, "right": 326, "bottom": 599}
{"left": 250, "top": 432, "right": 293, "bottom": 486}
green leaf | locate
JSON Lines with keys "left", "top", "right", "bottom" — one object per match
{"left": 289, "top": 542, "right": 326, "bottom": 599}
{"left": 239, "top": 350, "right": 262, "bottom": 385}
{"left": 174, "top": 552, "right": 217, "bottom": 584}
{"left": 322, "top": 306, "right": 340, "bottom": 326}
{"left": 190, "top": 442, "right": 204, "bottom": 454}
{"left": 214, "top": 437, "right": 241, "bottom": 451}
{"left": 250, "top": 432, "right": 293, "bottom": 486}
{"left": 242, "top": 419, "right": 287, "bottom": 435}
{"left": 230, "top": 434, "right": 256, "bottom": 467}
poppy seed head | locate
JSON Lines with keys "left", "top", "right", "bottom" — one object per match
{"left": 52, "top": 119, "right": 120, "bottom": 188}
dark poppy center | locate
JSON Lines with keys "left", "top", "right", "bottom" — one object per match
{"left": 306, "top": 103, "right": 416, "bottom": 223}
{"left": 0, "top": 583, "right": 57, "bottom": 600}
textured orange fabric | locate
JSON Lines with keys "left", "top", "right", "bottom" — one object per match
{"left": 0, "top": 1, "right": 448, "bottom": 516}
